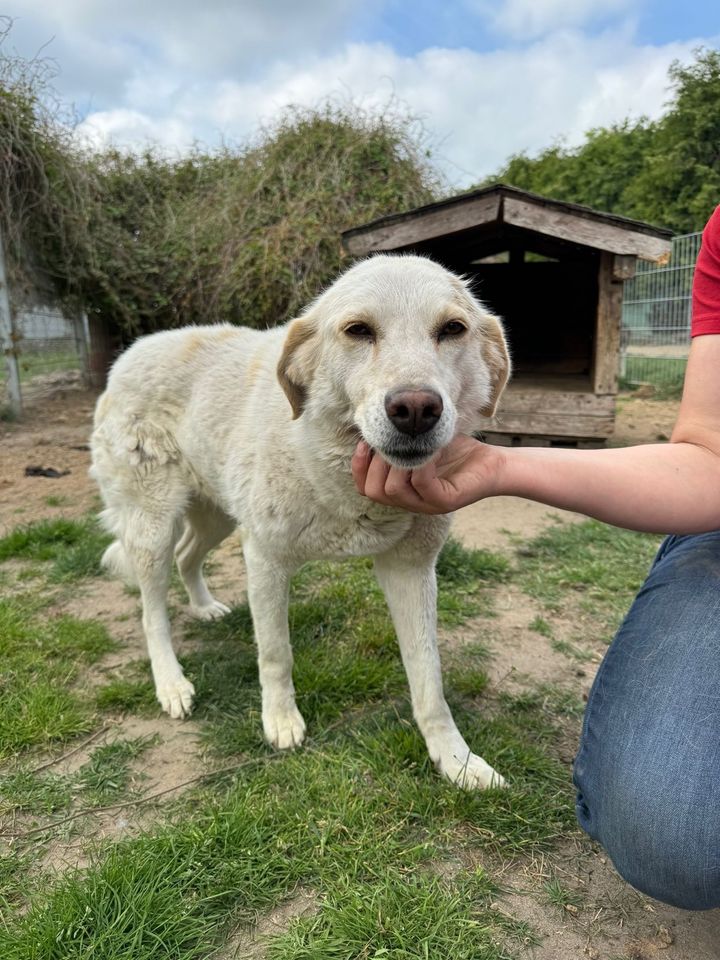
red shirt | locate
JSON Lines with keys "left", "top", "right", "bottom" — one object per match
{"left": 692, "top": 205, "right": 720, "bottom": 336}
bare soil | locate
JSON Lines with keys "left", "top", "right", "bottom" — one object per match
{"left": 3, "top": 384, "right": 717, "bottom": 958}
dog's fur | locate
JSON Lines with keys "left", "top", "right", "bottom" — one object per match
{"left": 91, "top": 254, "right": 510, "bottom": 788}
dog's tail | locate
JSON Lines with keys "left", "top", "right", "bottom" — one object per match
{"left": 98, "top": 508, "right": 138, "bottom": 586}
{"left": 101, "top": 540, "right": 138, "bottom": 587}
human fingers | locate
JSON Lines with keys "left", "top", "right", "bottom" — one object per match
{"left": 351, "top": 441, "right": 373, "bottom": 494}
{"left": 361, "top": 447, "right": 395, "bottom": 504}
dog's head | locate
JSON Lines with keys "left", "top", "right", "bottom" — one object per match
{"left": 277, "top": 254, "right": 510, "bottom": 469}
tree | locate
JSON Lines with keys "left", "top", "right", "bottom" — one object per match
{"left": 624, "top": 49, "right": 720, "bottom": 233}
{"left": 485, "top": 47, "right": 720, "bottom": 233}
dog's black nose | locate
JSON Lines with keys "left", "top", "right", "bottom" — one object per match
{"left": 384, "top": 388, "right": 443, "bottom": 436}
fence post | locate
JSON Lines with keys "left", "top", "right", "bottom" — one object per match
{"left": 73, "top": 309, "right": 91, "bottom": 388}
{"left": 0, "top": 225, "right": 21, "bottom": 417}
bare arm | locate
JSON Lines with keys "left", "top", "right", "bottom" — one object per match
{"left": 352, "top": 336, "right": 720, "bottom": 535}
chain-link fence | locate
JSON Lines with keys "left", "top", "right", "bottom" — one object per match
{"left": 621, "top": 232, "right": 702, "bottom": 393}
{"left": 1, "top": 306, "right": 90, "bottom": 415}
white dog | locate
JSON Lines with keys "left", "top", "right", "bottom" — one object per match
{"left": 90, "top": 255, "right": 510, "bottom": 788}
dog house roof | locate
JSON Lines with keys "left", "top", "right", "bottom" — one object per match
{"left": 341, "top": 183, "right": 673, "bottom": 264}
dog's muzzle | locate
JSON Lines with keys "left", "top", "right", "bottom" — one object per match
{"left": 370, "top": 386, "right": 448, "bottom": 468}
{"left": 384, "top": 388, "right": 443, "bottom": 437}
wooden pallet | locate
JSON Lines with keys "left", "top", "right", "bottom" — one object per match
{"left": 477, "top": 431, "right": 605, "bottom": 449}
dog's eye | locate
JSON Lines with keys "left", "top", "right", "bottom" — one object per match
{"left": 344, "top": 322, "right": 375, "bottom": 340}
{"left": 438, "top": 320, "right": 467, "bottom": 340}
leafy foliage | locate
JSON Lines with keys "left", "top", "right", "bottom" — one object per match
{"left": 486, "top": 47, "right": 720, "bottom": 233}
{"left": 86, "top": 105, "right": 438, "bottom": 336}
{"left": 3, "top": 29, "right": 720, "bottom": 346}
{"left": 0, "top": 21, "right": 438, "bottom": 336}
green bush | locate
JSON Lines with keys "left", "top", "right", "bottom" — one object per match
{"left": 0, "top": 23, "right": 440, "bottom": 336}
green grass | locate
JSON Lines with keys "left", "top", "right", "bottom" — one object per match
{"left": 0, "top": 736, "right": 156, "bottom": 822}
{"left": 75, "top": 736, "right": 157, "bottom": 807}
{"left": 0, "top": 703, "right": 572, "bottom": 958}
{"left": 0, "top": 516, "right": 112, "bottom": 582}
{"left": 0, "top": 536, "right": 578, "bottom": 957}
{"left": 267, "top": 869, "right": 535, "bottom": 959}
{"left": 6, "top": 522, "right": 667, "bottom": 958}
{"left": 0, "top": 596, "right": 116, "bottom": 758}
{"left": 619, "top": 356, "right": 686, "bottom": 399}
{"left": 0, "top": 847, "right": 35, "bottom": 915}
{"left": 44, "top": 495, "right": 71, "bottom": 508}
{"left": 550, "top": 638, "right": 594, "bottom": 662}
{"left": 0, "top": 769, "right": 74, "bottom": 815}
{"left": 517, "top": 520, "right": 659, "bottom": 629}
{"left": 528, "top": 614, "right": 595, "bottom": 662}
{"left": 544, "top": 877, "right": 584, "bottom": 913}
{"left": 0, "top": 351, "right": 80, "bottom": 386}
{"left": 95, "top": 673, "right": 159, "bottom": 715}
{"left": 528, "top": 615, "right": 553, "bottom": 638}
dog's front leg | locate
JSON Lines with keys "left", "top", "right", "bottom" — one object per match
{"left": 243, "top": 539, "right": 306, "bottom": 750}
{"left": 374, "top": 551, "right": 505, "bottom": 789}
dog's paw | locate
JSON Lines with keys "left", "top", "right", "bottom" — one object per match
{"left": 440, "top": 750, "right": 506, "bottom": 790}
{"left": 156, "top": 676, "right": 195, "bottom": 719}
{"left": 190, "top": 599, "right": 231, "bottom": 621}
{"left": 263, "top": 706, "right": 306, "bottom": 750}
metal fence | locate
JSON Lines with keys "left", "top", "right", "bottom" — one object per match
{"left": 0, "top": 306, "right": 90, "bottom": 415}
{"left": 621, "top": 231, "right": 702, "bottom": 391}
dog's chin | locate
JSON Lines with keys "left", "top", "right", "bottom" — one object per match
{"left": 376, "top": 445, "right": 438, "bottom": 470}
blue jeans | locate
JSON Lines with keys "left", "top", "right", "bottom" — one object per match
{"left": 574, "top": 532, "right": 720, "bottom": 910}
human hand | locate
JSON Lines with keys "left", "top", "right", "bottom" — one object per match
{"left": 351, "top": 435, "right": 505, "bottom": 514}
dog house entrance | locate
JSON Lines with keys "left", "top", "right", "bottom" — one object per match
{"left": 419, "top": 229, "right": 600, "bottom": 393}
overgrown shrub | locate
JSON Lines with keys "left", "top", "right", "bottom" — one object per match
{"left": 85, "top": 105, "right": 440, "bottom": 335}
{"left": 0, "top": 21, "right": 440, "bottom": 337}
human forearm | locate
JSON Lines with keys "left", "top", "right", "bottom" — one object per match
{"left": 496, "top": 440, "right": 720, "bottom": 534}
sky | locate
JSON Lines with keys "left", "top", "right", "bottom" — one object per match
{"left": 2, "top": 0, "right": 719, "bottom": 187}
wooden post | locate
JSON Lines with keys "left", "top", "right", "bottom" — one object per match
{"left": 73, "top": 310, "right": 91, "bottom": 388}
{"left": 593, "top": 251, "right": 624, "bottom": 395}
{"left": 0, "top": 226, "right": 21, "bottom": 416}
{"left": 86, "top": 313, "right": 116, "bottom": 389}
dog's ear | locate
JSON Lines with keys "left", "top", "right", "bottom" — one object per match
{"left": 478, "top": 315, "right": 511, "bottom": 418}
{"left": 277, "top": 312, "right": 320, "bottom": 419}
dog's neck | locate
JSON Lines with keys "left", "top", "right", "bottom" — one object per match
{"left": 290, "top": 406, "right": 394, "bottom": 517}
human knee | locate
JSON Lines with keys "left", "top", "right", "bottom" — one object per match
{"left": 576, "top": 765, "right": 720, "bottom": 910}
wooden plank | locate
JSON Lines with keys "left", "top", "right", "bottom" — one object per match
{"left": 483, "top": 409, "right": 615, "bottom": 438}
{"left": 482, "top": 433, "right": 606, "bottom": 449}
{"left": 503, "top": 197, "right": 672, "bottom": 262}
{"left": 480, "top": 383, "right": 616, "bottom": 438}
{"left": 497, "top": 385, "right": 615, "bottom": 414}
{"left": 612, "top": 254, "right": 637, "bottom": 280}
{"left": 593, "top": 251, "right": 623, "bottom": 395}
{"left": 343, "top": 194, "right": 501, "bottom": 255}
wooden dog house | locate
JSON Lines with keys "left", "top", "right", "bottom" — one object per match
{"left": 342, "top": 185, "right": 672, "bottom": 446}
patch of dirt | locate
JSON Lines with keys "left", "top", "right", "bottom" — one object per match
{"left": 218, "top": 888, "right": 319, "bottom": 959}
{"left": 489, "top": 842, "right": 720, "bottom": 960}
{"left": 451, "top": 497, "right": 580, "bottom": 553}
{"left": 611, "top": 394, "right": 679, "bottom": 448}
{"left": 0, "top": 384, "right": 99, "bottom": 534}
{"left": 441, "top": 583, "right": 586, "bottom": 692}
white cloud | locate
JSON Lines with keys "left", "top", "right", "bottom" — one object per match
{"left": 7, "top": 0, "right": 366, "bottom": 102}
{"left": 75, "top": 27, "right": 705, "bottom": 186}
{"left": 78, "top": 108, "right": 193, "bottom": 154}
{"left": 6, "top": 1, "right": 718, "bottom": 188}
{"left": 470, "top": 0, "right": 640, "bottom": 39}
